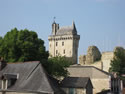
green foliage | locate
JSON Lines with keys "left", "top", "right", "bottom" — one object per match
{"left": 0, "top": 28, "right": 48, "bottom": 62}
{"left": 0, "top": 28, "right": 70, "bottom": 78}
{"left": 110, "top": 47, "right": 125, "bottom": 76}
{"left": 44, "top": 56, "right": 71, "bottom": 78}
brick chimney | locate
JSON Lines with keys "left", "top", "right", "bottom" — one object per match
{"left": 0, "top": 57, "right": 7, "bottom": 70}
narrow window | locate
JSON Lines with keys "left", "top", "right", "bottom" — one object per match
{"left": 62, "top": 42, "right": 64, "bottom": 46}
{"left": 56, "top": 42, "right": 58, "bottom": 46}
{"left": 63, "top": 50, "right": 65, "bottom": 54}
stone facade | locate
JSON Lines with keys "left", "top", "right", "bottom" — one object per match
{"left": 101, "top": 52, "right": 114, "bottom": 72}
{"left": 86, "top": 46, "right": 101, "bottom": 64}
{"left": 48, "top": 21, "right": 80, "bottom": 64}
{"left": 79, "top": 55, "right": 86, "bottom": 65}
{"left": 79, "top": 46, "right": 101, "bottom": 65}
{"left": 79, "top": 46, "right": 114, "bottom": 72}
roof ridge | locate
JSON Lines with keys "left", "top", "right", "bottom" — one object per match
{"left": 69, "top": 65, "right": 110, "bottom": 75}
{"left": 7, "top": 61, "right": 40, "bottom": 64}
{"left": 38, "top": 63, "right": 54, "bottom": 93}
{"left": 26, "top": 62, "right": 40, "bottom": 80}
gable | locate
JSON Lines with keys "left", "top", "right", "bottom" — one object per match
{"left": 0, "top": 61, "right": 54, "bottom": 93}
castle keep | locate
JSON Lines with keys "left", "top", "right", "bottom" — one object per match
{"left": 48, "top": 21, "right": 80, "bottom": 64}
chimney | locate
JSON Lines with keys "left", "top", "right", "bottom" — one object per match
{"left": 0, "top": 57, "right": 7, "bottom": 70}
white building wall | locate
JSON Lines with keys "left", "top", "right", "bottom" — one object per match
{"left": 48, "top": 35, "right": 79, "bottom": 64}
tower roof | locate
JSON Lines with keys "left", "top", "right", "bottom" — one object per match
{"left": 56, "top": 21, "right": 77, "bottom": 35}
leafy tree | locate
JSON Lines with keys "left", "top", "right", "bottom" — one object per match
{"left": 44, "top": 56, "right": 71, "bottom": 78}
{"left": 0, "top": 28, "right": 71, "bottom": 78}
{"left": 110, "top": 47, "right": 125, "bottom": 77}
{"left": 0, "top": 28, "right": 48, "bottom": 62}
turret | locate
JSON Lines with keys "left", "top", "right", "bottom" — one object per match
{"left": 72, "top": 21, "right": 77, "bottom": 35}
{"left": 52, "top": 21, "right": 59, "bottom": 35}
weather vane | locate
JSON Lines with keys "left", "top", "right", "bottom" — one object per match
{"left": 53, "top": 17, "right": 56, "bottom": 22}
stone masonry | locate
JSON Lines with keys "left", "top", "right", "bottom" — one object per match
{"left": 79, "top": 46, "right": 125, "bottom": 72}
{"left": 79, "top": 46, "right": 101, "bottom": 65}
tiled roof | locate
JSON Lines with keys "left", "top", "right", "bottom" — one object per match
{"left": 60, "top": 77, "right": 92, "bottom": 88}
{"left": 56, "top": 22, "right": 77, "bottom": 35}
{"left": 0, "top": 61, "right": 64, "bottom": 94}
{"left": 69, "top": 65, "right": 110, "bottom": 76}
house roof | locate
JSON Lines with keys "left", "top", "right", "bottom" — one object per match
{"left": 68, "top": 65, "right": 110, "bottom": 79}
{"left": 56, "top": 21, "right": 77, "bottom": 35}
{"left": 0, "top": 61, "right": 63, "bottom": 94}
{"left": 60, "top": 77, "right": 93, "bottom": 88}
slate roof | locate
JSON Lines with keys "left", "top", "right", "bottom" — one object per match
{"left": 69, "top": 65, "right": 111, "bottom": 76}
{"left": 60, "top": 77, "right": 93, "bottom": 88}
{"left": 56, "top": 22, "right": 77, "bottom": 35}
{"left": 0, "top": 61, "right": 64, "bottom": 94}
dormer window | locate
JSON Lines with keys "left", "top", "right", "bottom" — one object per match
{"left": 1, "top": 73, "right": 19, "bottom": 89}
{"left": 8, "top": 78, "right": 17, "bottom": 88}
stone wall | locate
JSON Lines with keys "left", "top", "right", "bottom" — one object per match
{"left": 101, "top": 52, "right": 114, "bottom": 72}
{"left": 79, "top": 46, "right": 101, "bottom": 65}
{"left": 86, "top": 46, "right": 101, "bottom": 64}
{"left": 79, "top": 46, "right": 114, "bottom": 72}
{"left": 79, "top": 55, "right": 86, "bottom": 65}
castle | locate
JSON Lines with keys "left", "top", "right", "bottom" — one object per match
{"left": 48, "top": 21, "right": 80, "bottom": 64}
{"left": 48, "top": 21, "right": 123, "bottom": 94}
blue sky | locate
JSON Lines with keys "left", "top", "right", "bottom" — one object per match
{"left": 0, "top": 0, "right": 125, "bottom": 56}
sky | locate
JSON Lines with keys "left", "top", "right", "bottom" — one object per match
{"left": 0, "top": 0, "right": 125, "bottom": 56}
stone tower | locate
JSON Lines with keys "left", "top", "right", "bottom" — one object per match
{"left": 48, "top": 21, "right": 80, "bottom": 64}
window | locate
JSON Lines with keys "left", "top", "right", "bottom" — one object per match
{"left": 8, "top": 78, "right": 17, "bottom": 88}
{"left": 62, "top": 42, "right": 64, "bottom": 46}
{"left": 1, "top": 73, "right": 19, "bottom": 89}
{"left": 56, "top": 42, "right": 58, "bottom": 46}
{"left": 63, "top": 50, "right": 65, "bottom": 54}
{"left": 69, "top": 88, "right": 75, "bottom": 94}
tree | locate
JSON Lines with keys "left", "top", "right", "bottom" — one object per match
{"left": 0, "top": 28, "right": 48, "bottom": 62}
{"left": 110, "top": 47, "right": 125, "bottom": 77}
{"left": 44, "top": 56, "right": 71, "bottom": 78}
{"left": 0, "top": 28, "right": 71, "bottom": 78}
